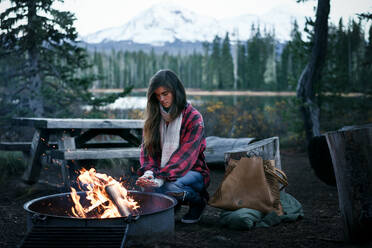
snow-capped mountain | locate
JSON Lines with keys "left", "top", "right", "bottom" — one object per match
{"left": 82, "top": 2, "right": 307, "bottom": 46}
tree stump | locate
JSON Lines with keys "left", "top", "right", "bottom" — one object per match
{"left": 325, "top": 125, "right": 372, "bottom": 243}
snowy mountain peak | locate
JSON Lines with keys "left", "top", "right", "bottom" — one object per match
{"left": 82, "top": 3, "right": 306, "bottom": 45}
{"left": 143, "top": 2, "right": 196, "bottom": 22}
{"left": 83, "top": 2, "right": 222, "bottom": 45}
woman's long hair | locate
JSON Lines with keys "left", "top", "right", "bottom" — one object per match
{"left": 143, "top": 69, "right": 186, "bottom": 155}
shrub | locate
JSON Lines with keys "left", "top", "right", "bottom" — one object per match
{"left": 0, "top": 151, "right": 26, "bottom": 184}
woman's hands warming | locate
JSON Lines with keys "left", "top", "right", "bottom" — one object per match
{"left": 136, "top": 170, "right": 164, "bottom": 188}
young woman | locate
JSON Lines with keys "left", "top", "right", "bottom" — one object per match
{"left": 136, "top": 69, "right": 210, "bottom": 224}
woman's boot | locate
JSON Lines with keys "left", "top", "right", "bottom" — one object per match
{"left": 181, "top": 191, "right": 206, "bottom": 224}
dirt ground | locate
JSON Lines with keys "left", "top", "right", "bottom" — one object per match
{"left": 0, "top": 149, "right": 371, "bottom": 248}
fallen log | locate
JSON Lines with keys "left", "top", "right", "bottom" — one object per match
{"left": 325, "top": 124, "right": 372, "bottom": 243}
{"left": 205, "top": 136, "right": 255, "bottom": 164}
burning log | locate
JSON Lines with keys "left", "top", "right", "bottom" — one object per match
{"left": 70, "top": 168, "right": 138, "bottom": 218}
{"left": 105, "top": 183, "right": 132, "bottom": 217}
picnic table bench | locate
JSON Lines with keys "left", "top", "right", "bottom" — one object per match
{"left": 0, "top": 142, "right": 32, "bottom": 152}
{"left": 10, "top": 117, "right": 144, "bottom": 188}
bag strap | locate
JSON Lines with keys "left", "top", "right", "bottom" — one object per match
{"left": 264, "top": 166, "right": 288, "bottom": 190}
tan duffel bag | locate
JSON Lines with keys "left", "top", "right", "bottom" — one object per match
{"left": 208, "top": 156, "right": 288, "bottom": 215}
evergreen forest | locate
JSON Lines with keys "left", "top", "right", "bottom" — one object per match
{"left": 85, "top": 19, "right": 372, "bottom": 94}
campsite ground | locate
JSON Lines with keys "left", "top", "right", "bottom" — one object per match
{"left": 0, "top": 148, "right": 371, "bottom": 248}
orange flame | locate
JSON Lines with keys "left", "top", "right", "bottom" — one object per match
{"left": 70, "top": 168, "right": 139, "bottom": 218}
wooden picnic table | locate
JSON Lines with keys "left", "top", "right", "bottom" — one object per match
{"left": 12, "top": 117, "right": 144, "bottom": 188}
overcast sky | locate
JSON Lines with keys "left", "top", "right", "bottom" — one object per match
{"left": 1, "top": 0, "right": 371, "bottom": 36}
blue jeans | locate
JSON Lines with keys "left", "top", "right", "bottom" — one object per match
{"left": 146, "top": 170, "right": 204, "bottom": 196}
{"left": 161, "top": 170, "right": 204, "bottom": 195}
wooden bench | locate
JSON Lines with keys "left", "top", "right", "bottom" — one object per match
{"left": 47, "top": 135, "right": 255, "bottom": 161}
{"left": 0, "top": 141, "right": 141, "bottom": 188}
{"left": 0, "top": 140, "right": 133, "bottom": 152}
{"left": 0, "top": 142, "right": 32, "bottom": 151}
{"left": 48, "top": 147, "right": 141, "bottom": 160}
{"left": 2, "top": 137, "right": 257, "bottom": 163}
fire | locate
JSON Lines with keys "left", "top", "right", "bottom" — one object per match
{"left": 70, "top": 168, "right": 139, "bottom": 218}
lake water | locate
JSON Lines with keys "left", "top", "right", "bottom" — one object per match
{"left": 102, "top": 93, "right": 289, "bottom": 110}
{"left": 98, "top": 92, "right": 371, "bottom": 147}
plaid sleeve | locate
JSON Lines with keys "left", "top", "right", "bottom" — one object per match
{"left": 137, "top": 143, "right": 160, "bottom": 176}
{"left": 156, "top": 111, "right": 205, "bottom": 181}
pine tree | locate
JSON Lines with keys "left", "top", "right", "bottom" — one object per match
{"left": 246, "top": 25, "right": 264, "bottom": 90}
{"left": 359, "top": 23, "right": 372, "bottom": 95}
{"left": 362, "top": 25, "right": 372, "bottom": 94}
{"left": 201, "top": 42, "right": 212, "bottom": 89}
{"left": 95, "top": 50, "right": 105, "bottom": 88}
{"left": 220, "top": 32, "right": 234, "bottom": 89}
{"left": 366, "top": 25, "right": 372, "bottom": 64}
{"left": 234, "top": 42, "right": 245, "bottom": 89}
{"left": 321, "top": 19, "right": 348, "bottom": 94}
{"left": 1, "top": 0, "right": 133, "bottom": 122}
{"left": 348, "top": 20, "right": 364, "bottom": 92}
{"left": 211, "top": 35, "right": 222, "bottom": 89}
{"left": 263, "top": 34, "right": 277, "bottom": 89}
{"left": 287, "top": 20, "right": 308, "bottom": 90}
{"left": 150, "top": 48, "right": 157, "bottom": 75}
{"left": 277, "top": 42, "right": 290, "bottom": 90}
{"left": 246, "top": 26, "right": 257, "bottom": 89}
{"left": 0, "top": 0, "right": 95, "bottom": 117}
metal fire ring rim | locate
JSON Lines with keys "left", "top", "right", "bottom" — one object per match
{"left": 23, "top": 190, "right": 176, "bottom": 220}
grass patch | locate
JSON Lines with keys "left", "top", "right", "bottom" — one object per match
{"left": 0, "top": 151, "right": 26, "bottom": 184}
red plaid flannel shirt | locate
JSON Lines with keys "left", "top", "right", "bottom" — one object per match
{"left": 138, "top": 103, "right": 210, "bottom": 187}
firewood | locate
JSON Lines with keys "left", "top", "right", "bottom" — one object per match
{"left": 105, "top": 184, "right": 132, "bottom": 217}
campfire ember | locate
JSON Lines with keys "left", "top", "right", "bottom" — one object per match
{"left": 70, "top": 168, "right": 139, "bottom": 218}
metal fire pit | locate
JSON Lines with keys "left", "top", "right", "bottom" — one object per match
{"left": 23, "top": 191, "right": 176, "bottom": 237}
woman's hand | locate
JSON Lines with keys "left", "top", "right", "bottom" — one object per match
{"left": 136, "top": 177, "right": 158, "bottom": 187}
{"left": 135, "top": 170, "right": 164, "bottom": 187}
